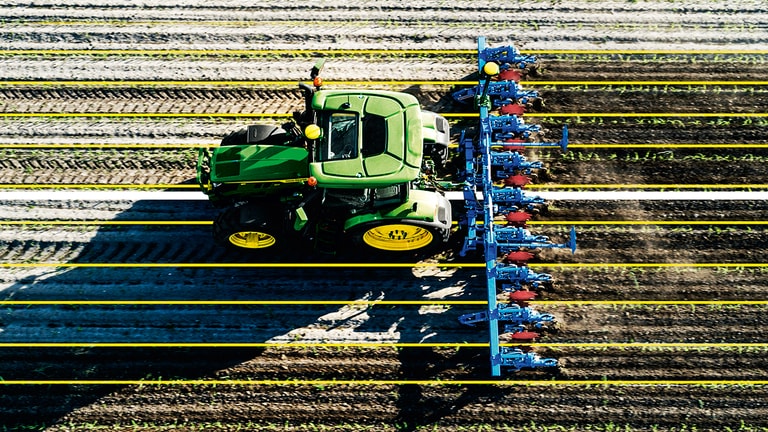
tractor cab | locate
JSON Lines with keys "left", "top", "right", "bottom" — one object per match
{"left": 307, "top": 89, "right": 424, "bottom": 189}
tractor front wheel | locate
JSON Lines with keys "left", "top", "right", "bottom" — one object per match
{"left": 213, "top": 204, "right": 291, "bottom": 258}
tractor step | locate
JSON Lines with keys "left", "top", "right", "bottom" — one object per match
{"left": 314, "top": 219, "right": 343, "bottom": 256}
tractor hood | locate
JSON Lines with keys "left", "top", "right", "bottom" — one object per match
{"left": 209, "top": 144, "right": 309, "bottom": 183}
{"left": 308, "top": 89, "right": 423, "bottom": 188}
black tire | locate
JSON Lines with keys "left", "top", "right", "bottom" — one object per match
{"left": 345, "top": 220, "right": 449, "bottom": 258}
{"left": 213, "top": 204, "right": 291, "bottom": 258}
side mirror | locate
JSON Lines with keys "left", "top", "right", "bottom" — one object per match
{"left": 310, "top": 59, "right": 325, "bottom": 89}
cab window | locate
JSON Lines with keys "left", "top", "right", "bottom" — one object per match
{"left": 317, "top": 112, "right": 358, "bottom": 161}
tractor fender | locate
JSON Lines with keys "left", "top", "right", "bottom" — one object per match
{"left": 342, "top": 189, "right": 452, "bottom": 235}
{"left": 421, "top": 111, "right": 450, "bottom": 147}
{"left": 221, "top": 124, "right": 290, "bottom": 146}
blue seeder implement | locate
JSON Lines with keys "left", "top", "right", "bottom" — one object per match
{"left": 494, "top": 264, "right": 553, "bottom": 292}
{"left": 452, "top": 81, "right": 539, "bottom": 108}
{"left": 454, "top": 37, "right": 576, "bottom": 376}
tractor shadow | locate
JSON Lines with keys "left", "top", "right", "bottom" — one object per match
{"left": 0, "top": 198, "right": 495, "bottom": 429}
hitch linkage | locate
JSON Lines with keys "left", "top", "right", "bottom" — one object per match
{"left": 493, "top": 264, "right": 553, "bottom": 291}
{"left": 496, "top": 226, "right": 578, "bottom": 255}
{"left": 459, "top": 302, "right": 555, "bottom": 330}
{"left": 494, "top": 347, "right": 558, "bottom": 372}
{"left": 453, "top": 81, "right": 539, "bottom": 106}
{"left": 489, "top": 151, "right": 543, "bottom": 176}
{"left": 491, "top": 187, "right": 546, "bottom": 212}
{"left": 479, "top": 45, "right": 538, "bottom": 72}
{"left": 488, "top": 114, "right": 541, "bottom": 140}
{"left": 486, "top": 115, "right": 569, "bottom": 152}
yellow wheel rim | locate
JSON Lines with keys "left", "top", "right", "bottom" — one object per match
{"left": 362, "top": 224, "right": 433, "bottom": 251}
{"left": 228, "top": 231, "right": 276, "bottom": 249}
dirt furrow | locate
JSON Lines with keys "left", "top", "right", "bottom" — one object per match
{"left": 3, "top": 20, "right": 765, "bottom": 51}
{"left": 4, "top": 383, "right": 765, "bottom": 431}
{"left": 2, "top": 2, "right": 768, "bottom": 430}
{"left": 4, "top": 349, "right": 768, "bottom": 430}
{"left": 540, "top": 59, "right": 768, "bottom": 82}
{"left": 2, "top": 86, "right": 766, "bottom": 116}
{"left": 2, "top": 56, "right": 765, "bottom": 82}
{"left": 3, "top": 147, "right": 768, "bottom": 187}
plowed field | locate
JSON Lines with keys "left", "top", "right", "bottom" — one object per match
{"left": 2, "top": 1, "right": 768, "bottom": 431}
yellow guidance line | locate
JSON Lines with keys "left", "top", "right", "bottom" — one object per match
{"left": 567, "top": 143, "right": 768, "bottom": 149}
{"left": 0, "top": 220, "right": 213, "bottom": 225}
{"left": 530, "top": 220, "right": 768, "bottom": 226}
{"left": 0, "top": 113, "right": 290, "bottom": 118}
{"left": 0, "top": 184, "right": 199, "bottom": 189}
{"left": 1, "top": 49, "right": 766, "bottom": 56}
{"left": 0, "top": 262, "right": 485, "bottom": 269}
{"left": 0, "top": 49, "right": 477, "bottom": 56}
{"left": 0, "top": 342, "right": 488, "bottom": 348}
{"left": 0, "top": 143, "right": 214, "bottom": 149}
{"left": 0, "top": 80, "right": 474, "bottom": 87}
{"left": 1, "top": 379, "right": 766, "bottom": 386}
{"left": 529, "top": 112, "right": 768, "bottom": 118}
{"left": 536, "top": 81, "right": 768, "bottom": 86}
{"left": 0, "top": 342, "right": 765, "bottom": 349}
{"left": 3, "top": 183, "right": 766, "bottom": 191}
{"left": 3, "top": 143, "right": 768, "bottom": 150}
{"left": 454, "top": 112, "right": 768, "bottom": 119}
{"left": 1, "top": 112, "right": 767, "bottom": 119}
{"left": 2, "top": 80, "right": 767, "bottom": 87}
{"left": 531, "top": 300, "right": 768, "bottom": 306}
{"left": 0, "top": 300, "right": 486, "bottom": 306}
{"left": 5, "top": 220, "right": 768, "bottom": 226}
{"left": 0, "top": 300, "right": 765, "bottom": 307}
{"left": 538, "top": 263, "right": 768, "bottom": 269}
{"left": 1, "top": 263, "right": 768, "bottom": 269}
{"left": 526, "top": 184, "right": 768, "bottom": 190}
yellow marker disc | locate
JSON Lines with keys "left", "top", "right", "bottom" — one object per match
{"left": 304, "top": 124, "right": 322, "bottom": 140}
{"left": 483, "top": 61, "right": 500, "bottom": 76}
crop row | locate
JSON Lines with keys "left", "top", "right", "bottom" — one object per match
{"left": 0, "top": 51, "right": 765, "bottom": 64}
{"left": 536, "top": 85, "right": 768, "bottom": 93}
{"left": 552, "top": 150, "right": 768, "bottom": 162}
{"left": 2, "top": 18, "right": 765, "bottom": 32}
{"left": 37, "top": 420, "right": 768, "bottom": 432}
{"left": 534, "top": 116, "right": 768, "bottom": 127}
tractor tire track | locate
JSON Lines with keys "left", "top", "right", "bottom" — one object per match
{"left": 2, "top": 224, "right": 767, "bottom": 265}
{"left": 2, "top": 86, "right": 767, "bottom": 115}
{"left": 0, "top": 149, "right": 196, "bottom": 185}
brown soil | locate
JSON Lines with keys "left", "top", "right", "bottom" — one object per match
{"left": 2, "top": 3, "right": 768, "bottom": 431}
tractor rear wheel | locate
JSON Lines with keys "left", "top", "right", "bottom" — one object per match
{"left": 213, "top": 204, "right": 290, "bottom": 257}
{"left": 347, "top": 221, "right": 448, "bottom": 255}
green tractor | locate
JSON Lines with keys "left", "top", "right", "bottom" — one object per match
{"left": 196, "top": 61, "right": 453, "bottom": 257}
